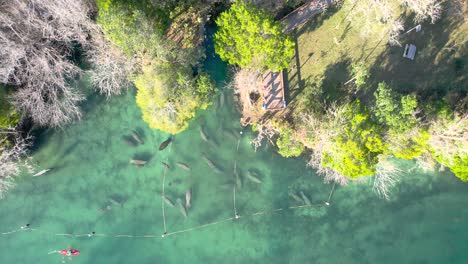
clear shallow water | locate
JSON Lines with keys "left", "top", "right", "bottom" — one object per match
{"left": 1, "top": 33, "right": 467, "bottom": 264}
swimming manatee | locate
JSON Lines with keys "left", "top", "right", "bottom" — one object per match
{"left": 130, "top": 159, "right": 147, "bottom": 168}
{"left": 161, "top": 195, "right": 175, "bottom": 208}
{"left": 289, "top": 192, "right": 303, "bottom": 203}
{"left": 300, "top": 191, "right": 312, "bottom": 206}
{"left": 199, "top": 126, "right": 209, "bottom": 142}
{"left": 176, "top": 162, "right": 192, "bottom": 171}
{"left": 201, "top": 154, "right": 222, "bottom": 174}
{"left": 234, "top": 170, "right": 242, "bottom": 189}
{"left": 161, "top": 162, "right": 170, "bottom": 170}
{"left": 159, "top": 137, "right": 172, "bottom": 151}
{"left": 176, "top": 198, "right": 188, "bottom": 218}
{"left": 131, "top": 130, "right": 144, "bottom": 145}
{"left": 32, "top": 168, "right": 52, "bottom": 177}
{"left": 246, "top": 171, "right": 262, "bottom": 184}
{"left": 185, "top": 189, "right": 192, "bottom": 209}
{"left": 122, "top": 136, "right": 138, "bottom": 147}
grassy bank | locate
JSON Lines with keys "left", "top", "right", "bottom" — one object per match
{"left": 287, "top": 0, "right": 466, "bottom": 110}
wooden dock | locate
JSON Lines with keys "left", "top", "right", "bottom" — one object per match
{"left": 260, "top": 0, "right": 336, "bottom": 112}
{"left": 260, "top": 71, "right": 285, "bottom": 110}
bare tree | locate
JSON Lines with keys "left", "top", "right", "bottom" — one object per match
{"left": 10, "top": 48, "right": 84, "bottom": 127}
{"left": 307, "top": 150, "right": 349, "bottom": 185}
{"left": 0, "top": 0, "right": 99, "bottom": 127}
{"left": 399, "top": 0, "right": 443, "bottom": 24}
{"left": 372, "top": 157, "right": 402, "bottom": 200}
{"left": 428, "top": 112, "right": 467, "bottom": 158}
{"left": 301, "top": 103, "right": 349, "bottom": 185}
{"left": 87, "top": 40, "right": 136, "bottom": 97}
{"left": 250, "top": 121, "right": 277, "bottom": 151}
{"left": 415, "top": 151, "right": 437, "bottom": 172}
{"left": 389, "top": 19, "right": 405, "bottom": 47}
{"left": 346, "top": 0, "right": 395, "bottom": 38}
{"left": 0, "top": 134, "right": 33, "bottom": 199}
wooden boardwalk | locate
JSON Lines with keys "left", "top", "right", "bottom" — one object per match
{"left": 260, "top": 71, "right": 285, "bottom": 110}
{"left": 280, "top": 0, "right": 336, "bottom": 33}
{"left": 261, "top": 0, "right": 336, "bottom": 111}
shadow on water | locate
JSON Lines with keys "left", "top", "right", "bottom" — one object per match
{"left": 132, "top": 152, "right": 153, "bottom": 162}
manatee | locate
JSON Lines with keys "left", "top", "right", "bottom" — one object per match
{"left": 289, "top": 192, "right": 303, "bottom": 203}
{"left": 130, "top": 159, "right": 147, "bottom": 166}
{"left": 131, "top": 130, "right": 144, "bottom": 144}
{"left": 161, "top": 162, "right": 170, "bottom": 170}
{"left": 161, "top": 195, "right": 175, "bottom": 207}
{"left": 159, "top": 137, "right": 172, "bottom": 151}
{"left": 246, "top": 171, "right": 262, "bottom": 184}
{"left": 185, "top": 189, "right": 192, "bottom": 209}
{"left": 176, "top": 198, "right": 187, "bottom": 218}
{"left": 300, "top": 191, "right": 311, "bottom": 206}
{"left": 176, "top": 162, "right": 191, "bottom": 171}
{"left": 202, "top": 155, "right": 222, "bottom": 174}
{"left": 235, "top": 170, "right": 242, "bottom": 189}
{"left": 32, "top": 168, "right": 52, "bottom": 177}
{"left": 199, "top": 126, "right": 209, "bottom": 142}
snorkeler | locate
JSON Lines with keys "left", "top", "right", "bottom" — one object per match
{"left": 60, "top": 247, "right": 80, "bottom": 257}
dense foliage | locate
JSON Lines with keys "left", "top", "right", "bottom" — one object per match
{"left": 374, "top": 82, "right": 418, "bottom": 132}
{"left": 272, "top": 77, "right": 466, "bottom": 182}
{"left": 96, "top": 0, "right": 217, "bottom": 134}
{"left": 214, "top": 1, "right": 294, "bottom": 71}
{"left": 322, "top": 101, "right": 384, "bottom": 178}
{"left": 428, "top": 111, "right": 467, "bottom": 181}
{"left": 274, "top": 123, "right": 304, "bottom": 158}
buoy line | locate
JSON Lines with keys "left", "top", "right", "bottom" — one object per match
{"left": 0, "top": 133, "right": 337, "bottom": 246}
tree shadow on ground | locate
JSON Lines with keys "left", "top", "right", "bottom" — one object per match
{"left": 320, "top": 58, "right": 353, "bottom": 105}
{"left": 289, "top": 58, "right": 353, "bottom": 115}
{"left": 284, "top": 31, "right": 305, "bottom": 106}
{"left": 368, "top": 11, "right": 467, "bottom": 106}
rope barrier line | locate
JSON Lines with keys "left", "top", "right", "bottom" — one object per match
{"left": 288, "top": 203, "right": 324, "bottom": 209}
{"left": 164, "top": 217, "right": 235, "bottom": 237}
{"left": 327, "top": 182, "right": 336, "bottom": 203}
{"left": 0, "top": 200, "right": 332, "bottom": 240}
{"left": 1, "top": 228, "right": 22, "bottom": 235}
{"left": 232, "top": 136, "right": 242, "bottom": 218}
{"left": 161, "top": 142, "right": 173, "bottom": 235}
{"left": 233, "top": 187, "right": 238, "bottom": 217}
{"left": 0, "top": 133, "right": 339, "bottom": 242}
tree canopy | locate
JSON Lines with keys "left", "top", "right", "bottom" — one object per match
{"left": 96, "top": 0, "right": 216, "bottom": 134}
{"left": 214, "top": 2, "right": 295, "bottom": 71}
{"left": 321, "top": 101, "right": 385, "bottom": 178}
{"left": 135, "top": 65, "right": 215, "bottom": 134}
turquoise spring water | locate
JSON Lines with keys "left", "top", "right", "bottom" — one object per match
{"left": 0, "top": 31, "right": 467, "bottom": 264}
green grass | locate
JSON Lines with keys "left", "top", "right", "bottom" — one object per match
{"left": 285, "top": 0, "right": 467, "bottom": 111}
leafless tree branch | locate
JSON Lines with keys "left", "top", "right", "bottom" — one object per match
{"left": 0, "top": 134, "right": 33, "bottom": 199}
